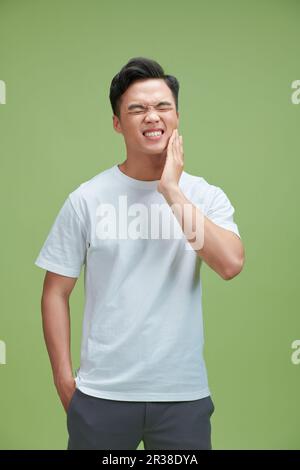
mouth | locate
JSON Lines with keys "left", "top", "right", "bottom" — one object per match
{"left": 142, "top": 129, "right": 165, "bottom": 141}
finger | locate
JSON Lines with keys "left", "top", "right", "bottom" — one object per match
{"left": 172, "top": 132, "right": 177, "bottom": 148}
{"left": 168, "top": 131, "right": 177, "bottom": 155}
{"left": 172, "top": 129, "right": 179, "bottom": 147}
{"left": 173, "top": 137, "right": 181, "bottom": 162}
{"left": 167, "top": 137, "right": 173, "bottom": 153}
{"left": 179, "top": 135, "right": 183, "bottom": 149}
{"left": 168, "top": 129, "right": 176, "bottom": 146}
{"left": 174, "top": 130, "right": 180, "bottom": 150}
{"left": 178, "top": 135, "right": 184, "bottom": 162}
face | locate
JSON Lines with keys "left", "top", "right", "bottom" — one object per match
{"left": 112, "top": 78, "right": 179, "bottom": 157}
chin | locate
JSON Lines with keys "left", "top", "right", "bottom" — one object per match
{"left": 144, "top": 143, "right": 166, "bottom": 151}
{"left": 143, "top": 142, "right": 167, "bottom": 152}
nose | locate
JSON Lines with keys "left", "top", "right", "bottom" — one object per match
{"left": 144, "top": 110, "right": 160, "bottom": 122}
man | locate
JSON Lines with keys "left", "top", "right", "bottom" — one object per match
{"left": 34, "top": 57, "right": 245, "bottom": 450}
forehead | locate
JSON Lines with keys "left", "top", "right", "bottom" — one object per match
{"left": 122, "top": 78, "right": 174, "bottom": 105}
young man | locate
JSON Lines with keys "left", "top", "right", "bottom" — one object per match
{"left": 34, "top": 57, "right": 245, "bottom": 450}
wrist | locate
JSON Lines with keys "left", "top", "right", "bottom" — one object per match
{"left": 160, "top": 183, "right": 181, "bottom": 198}
{"left": 160, "top": 184, "right": 183, "bottom": 205}
{"left": 54, "top": 371, "right": 75, "bottom": 390}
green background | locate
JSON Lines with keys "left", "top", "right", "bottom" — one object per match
{"left": 0, "top": 0, "right": 299, "bottom": 450}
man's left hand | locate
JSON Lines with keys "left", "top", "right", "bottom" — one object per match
{"left": 158, "top": 128, "right": 184, "bottom": 194}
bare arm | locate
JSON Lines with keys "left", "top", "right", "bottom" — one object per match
{"left": 40, "top": 271, "right": 78, "bottom": 412}
{"left": 158, "top": 128, "right": 245, "bottom": 280}
{"left": 161, "top": 186, "right": 245, "bottom": 280}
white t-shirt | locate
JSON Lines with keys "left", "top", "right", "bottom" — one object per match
{"left": 34, "top": 164, "right": 241, "bottom": 401}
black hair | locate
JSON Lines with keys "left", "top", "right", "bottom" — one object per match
{"left": 109, "top": 57, "right": 179, "bottom": 119}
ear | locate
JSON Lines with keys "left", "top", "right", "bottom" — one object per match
{"left": 112, "top": 115, "right": 122, "bottom": 134}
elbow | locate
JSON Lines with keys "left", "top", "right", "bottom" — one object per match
{"left": 221, "top": 255, "right": 245, "bottom": 281}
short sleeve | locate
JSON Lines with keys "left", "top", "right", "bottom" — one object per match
{"left": 34, "top": 195, "right": 88, "bottom": 277}
{"left": 206, "top": 186, "right": 241, "bottom": 239}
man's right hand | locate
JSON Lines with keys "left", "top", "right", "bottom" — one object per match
{"left": 55, "top": 375, "right": 76, "bottom": 413}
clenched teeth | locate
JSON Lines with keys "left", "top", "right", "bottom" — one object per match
{"left": 144, "top": 131, "right": 163, "bottom": 137}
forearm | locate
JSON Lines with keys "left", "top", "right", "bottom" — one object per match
{"left": 161, "top": 185, "right": 244, "bottom": 279}
{"left": 41, "top": 291, "right": 74, "bottom": 388}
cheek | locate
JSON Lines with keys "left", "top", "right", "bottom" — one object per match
{"left": 123, "top": 124, "right": 138, "bottom": 136}
{"left": 124, "top": 127, "right": 143, "bottom": 144}
{"left": 128, "top": 121, "right": 142, "bottom": 136}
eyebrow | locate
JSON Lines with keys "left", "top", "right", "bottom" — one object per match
{"left": 127, "top": 101, "right": 173, "bottom": 110}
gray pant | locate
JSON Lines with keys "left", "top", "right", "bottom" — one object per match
{"left": 67, "top": 388, "right": 215, "bottom": 450}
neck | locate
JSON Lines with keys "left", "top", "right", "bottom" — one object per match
{"left": 118, "top": 150, "right": 168, "bottom": 181}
